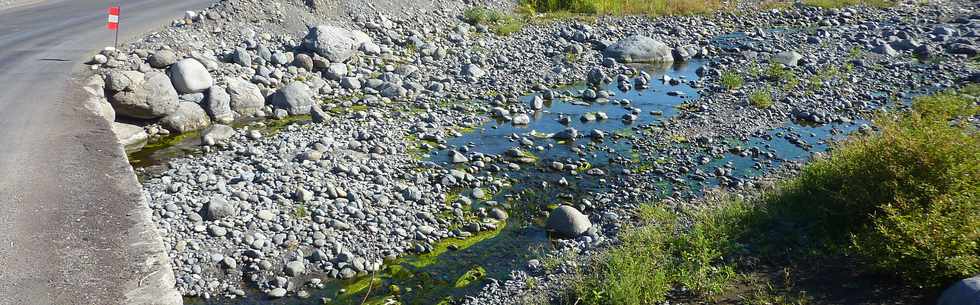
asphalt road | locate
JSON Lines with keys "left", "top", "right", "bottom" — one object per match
{"left": 0, "top": 0, "right": 210, "bottom": 304}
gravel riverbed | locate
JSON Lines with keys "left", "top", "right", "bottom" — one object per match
{"left": 83, "top": 0, "right": 980, "bottom": 303}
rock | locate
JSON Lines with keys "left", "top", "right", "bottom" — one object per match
{"left": 462, "top": 64, "right": 486, "bottom": 79}
{"left": 546, "top": 205, "right": 591, "bottom": 237}
{"left": 450, "top": 150, "right": 469, "bottom": 163}
{"left": 268, "top": 288, "right": 287, "bottom": 299}
{"left": 326, "top": 63, "right": 348, "bottom": 80}
{"left": 224, "top": 77, "right": 265, "bottom": 116}
{"left": 604, "top": 35, "right": 673, "bottom": 63}
{"left": 301, "top": 25, "right": 359, "bottom": 62}
{"left": 206, "top": 197, "right": 235, "bottom": 221}
{"left": 270, "top": 82, "right": 314, "bottom": 115}
{"left": 285, "top": 261, "right": 306, "bottom": 276}
{"left": 201, "top": 124, "right": 234, "bottom": 146}
{"left": 168, "top": 58, "right": 213, "bottom": 94}
{"left": 872, "top": 44, "right": 898, "bottom": 56}
{"left": 490, "top": 208, "right": 508, "bottom": 221}
{"left": 553, "top": 127, "right": 578, "bottom": 140}
{"left": 205, "top": 86, "right": 234, "bottom": 123}
{"left": 311, "top": 104, "right": 329, "bottom": 123}
{"left": 232, "top": 47, "right": 252, "bottom": 67}
{"left": 111, "top": 122, "right": 148, "bottom": 152}
{"left": 341, "top": 77, "right": 361, "bottom": 89}
{"left": 938, "top": 275, "right": 980, "bottom": 305}
{"left": 512, "top": 114, "right": 530, "bottom": 125}
{"left": 148, "top": 49, "right": 178, "bottom": 68}
{"left": 293, "top": 53, "right": 313, "bottom": 71}
{"left": 107, "top": 71, "right": 179, "bottom": 119}
{"left": 530, "top": 95, "right": 544, "bottom": 110}
{"left": 161, "top": 102, "right": 211, "bottom": 133}
{"left": 771, "top": 51, "right": 802, "bottom": 66}
{"left": 587, "top": 68, "right": 605, "bottom": 86}
{"left": 672, "top": 44, "right": 700, "bottom": 61}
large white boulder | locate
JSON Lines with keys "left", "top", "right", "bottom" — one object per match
{"left": 168, "top": 58, "right": 213, "bottom": 94}
{"left": 605, "top": 35, "right": 674, "bottom": 63}
{"left": 224, "top": 77, "right": 265, "bottom": 117}
{"left": 270, "top": 82, "right": 314, "bottom": 115}
{"left": 546, "top": 205, "right": 592, "bottom": 237}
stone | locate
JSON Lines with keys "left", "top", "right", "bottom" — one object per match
{"left": 490, "top": 208, "right": 508, "bottom": 221}
{"left": 201, "top": 124, "right": 234, "bottom": 146}
{"left": 512, "top": 114, "right": 530, "bottom": 125}
{"left": 168, "top": 58, "right": 213, "bottom": 94}
{"left": 161, "top": 102, "right": 211, "bottom": 134}
{"left": 205, "top": 86, "right": 234, "bottom": 123}
{"left": 232, "top": 47, "right": 252, "bottom": 67}
{"left": 224, "top": 77, "right": 265, "bottom": 116}
{"left": 270, "top": 82, "right": 314, "bottom": 115}
{"left": 340, "top": 77, "right": 361, "bottom": 89}
{"left": 546, "top": 205, "right": 591, "bottom": 237}
{"left": 107, "top": 71, "right": 179, "bottom": 119}
{"left": 462, "top": 64, "right": 486, "bottom": 79}
{"left": 450, "top": 150, "right": 469, "bottom": 163}
{"left": 206, "top": 197, "right": 235, "bottom": 221}
{"left": 553, "top": 127, "right": 578, "bottom": 140}
{"left": 148, "top": 49, "right": 178, "bottom": 68}
{"left": 938, "top": 275, "right": 980, "bottom": 305}
{"left": 326, "top": 63, "right": 348, "bottom": 80}
{"left": 111, "top": 122, "right": 148, "bottom": 153}
{"left": 311, "top": 104, "right": 329, "bottom": 123}
{"left": 604, "top": 35, "right": 673, "bottom": 63}
{"left": 672, "top": 44, "right": 700, "bottom": 61}
{"left": 872, "top": 44, "right": 898, "bottom": 56}
{"left": 771, "top": 51, "right": 802, "bottom": 66}
{"left": 285, "top": 261, "right": 306, "bottom": 276}
{"left": 268, "top": 288, "right": 287, "bottom": 298}
{"left": 301, "top": 25, "right": 360, "bottom": 62}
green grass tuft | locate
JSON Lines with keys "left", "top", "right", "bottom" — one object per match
{"left": 720, "top": 70, "right": 744, "bottom": 90}
{"left": 749, "top": 87, "right": 775, "bottom": 108}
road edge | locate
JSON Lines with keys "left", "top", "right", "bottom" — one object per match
{"left": 75, "top": 69, "right": 184, "bottom": 305}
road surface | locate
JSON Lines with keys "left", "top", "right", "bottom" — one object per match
{"left": 0, "top": 0, "right": 210, "bottom": 304}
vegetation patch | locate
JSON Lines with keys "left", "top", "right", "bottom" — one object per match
{"left": 720, "top": 70, "right": 744, "bottom": 91}
{"left": 566, "top": 85, "right": 979, "bottom": 304}
{"left": 520, "top": 0, "right": 727, "bottom": 16}
{"left": 748, "top": 87, "right": 774, "bottom": 108}
{"left": 463, "top": 7, "right": 526, "bottom": 36}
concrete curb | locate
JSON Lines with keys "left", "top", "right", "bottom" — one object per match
{"left": 79, "top": 73, "right": 183, "bottom": 305}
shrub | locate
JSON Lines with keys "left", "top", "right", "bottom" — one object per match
{"left": 791, "top": 86, "right": 979, "bottom": 286}
{"left": 749, "top": 87, "right": 774, "bottom": 108}
{"left": 520, "top": 0, "right": 725, "bottom": 16}
{"left": 720, "top": 70, "right": 744, "bottom": 90}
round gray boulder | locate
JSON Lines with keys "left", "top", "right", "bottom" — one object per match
{"left": 224, "top": 77, "right": 265, "bottom": 116}
{"left": 605, "top": 35, "right": 674, "bottom": 63}
{"left": 205, "top": 86, "right": 234, "bottom": 123}
{"left": 168, "top": 58, "right": 213, "bottom": 94}
{"left": 107, "top": 71, "right": 180, "bottom": 120}
{"left": 148, "top": 49, "right": 178, "bottom": 68}
{"left": 270, "top": 82, "right": 315, "bottom": 115}
{"left": 205, "top": 197, "right": 235, "bottom": 221}
{"left": 161, "top": 102, "right": 211, "bottom": 134}
{"left": 301, "top": 25, "right": 358, "bottom": 63}
{"left": 546, "top": 205, "right": 592, "bottom": 237}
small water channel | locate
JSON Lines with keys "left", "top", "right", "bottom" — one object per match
{"left": 168, "top": 58, "right": 874, "bottom": 304}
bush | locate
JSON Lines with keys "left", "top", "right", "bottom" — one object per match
{"left": 520, "top": 0, "right": 725, "bottom": 16}
{"left": 749, "top": 87, "right": 774, "bottom": 108}
{"left": 572, "top": 85, "right": 980, "bottom": 304}
{"left": 720, "top": 70, "right": 744, "bottom": 90}
{"left": 786, "top": 86, "right": 979, "bottom": 286}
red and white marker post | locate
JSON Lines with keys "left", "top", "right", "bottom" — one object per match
{"left": 107, "top": 6, "right": 120, "bottom": 48}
